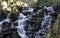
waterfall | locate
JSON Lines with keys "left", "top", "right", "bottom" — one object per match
{"left": 4, "top": 13, "right": 12, "bottom": 23}
{"left": 0, "top": 6, "right": 56, "bottom": 38}
{"left": 0, "top": 13, "right": 12, "bottom": 32}
{"left": 35, "top": 6, "right": 54, "bottom": 38}
{"left": 16, "top": 13, "right": 29, "bottom": 38}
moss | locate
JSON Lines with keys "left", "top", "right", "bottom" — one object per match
{"left": 46, "top": 14, "right": 60, "bottom": 38}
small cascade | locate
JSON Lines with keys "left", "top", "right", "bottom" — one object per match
{"left": 0, "top": 6, "right": 57, "bottom": 38}
{"left": 16, "top": 13, "right": 29, "bottom": 38}
{"left": 4, "top": 13, "right": 12, "bottom": 23}
{"left": 35, "top": 6, "right": 54, "bottom": 38}
{"left": 0, "top": 13, "right": 12, "bottom": 32}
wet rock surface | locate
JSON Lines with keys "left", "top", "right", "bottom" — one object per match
{"left": 0, "top": 6, "right": 59, "bottom": 38}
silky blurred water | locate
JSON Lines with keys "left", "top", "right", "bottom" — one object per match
{"left": 0, "top": 6, "right": 56, "bottom": 38}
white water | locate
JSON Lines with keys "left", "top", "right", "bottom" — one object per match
{"left": 0, "top": 6, "right": 55, "bottom": 38}
{"left": 0, "top": 13, "right": 11, "bottom": 32}
{"left": 35, "top": 6, "right": 54, "bottom": 38}
{"left": 16, "top": 13, "right": 29, "bottom": 38}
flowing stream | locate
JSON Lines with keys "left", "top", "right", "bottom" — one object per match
{"left": 35, "top": 6, "right": 54, "bottom": 38}
{"left": 17, "top": 13, "right": 29, "bottom": 38}
{"left": 0, "top": 6, "right": 56, "bottom": 38}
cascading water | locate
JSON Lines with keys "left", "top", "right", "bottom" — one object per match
{"left": 0, "top": 6, "right": 57, "bottom": 38}
{"left": 0, "top": 13, "right": 11, "bottom": 32}
{"left": 16, "top": 13, "right": 29, "bottom": 38}
{"left": 35, "top": 6, "right": 54, "bottom": 38}
{"left": 15, "top": 6, "right": 55, "bottom": 38}
{"left": 4, "top": 13, "right": 12, "bottom": 22}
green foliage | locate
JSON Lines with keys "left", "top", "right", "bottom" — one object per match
{"left": 40, "top": 0, "right": 52, "bottom": 6}
{"left": 37, "top": 0, "right": 60, "bottom": 6}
